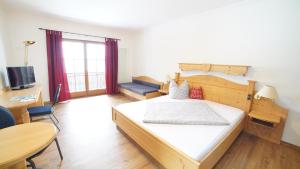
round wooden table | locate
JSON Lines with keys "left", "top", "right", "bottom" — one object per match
{"left": 0, "top": 122, "right": 57, "bottom": 169}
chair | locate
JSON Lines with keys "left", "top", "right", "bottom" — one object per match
{"left": 28, "top": 84, "right": 62, "bottom": 131}
{"left": 0, "top": 106, "right": 63, "bottom": 169}
{"left": 0, "top": 106, "right": 16, "bottom": 129}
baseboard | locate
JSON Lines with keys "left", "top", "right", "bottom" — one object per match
{"left": 281, "top": 141, "right": 300, "bottom": 151}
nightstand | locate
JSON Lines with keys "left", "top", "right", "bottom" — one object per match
{"left": 158, "top": 89, "right": 168, "bottom": 95}
{"left": 245, "top": 98, "right": 288, "bottom": 144}
{"left": 159, "top": 82, "right": 169, "bottom": 95}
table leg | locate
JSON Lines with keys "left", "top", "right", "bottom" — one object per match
{"left": 22, "top": 111, "right": 31, "bottom": 123}
{"left": 28, "top": 92, "right": 44, "bottom": 107}
{"left": 10, "top": 107, "right": 30, "bottom": 124}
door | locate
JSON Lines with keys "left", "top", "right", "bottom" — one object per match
{"left": 62, "top": 39, "right": 106, "bottom": 98}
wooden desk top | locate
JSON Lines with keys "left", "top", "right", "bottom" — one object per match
{"left": 0, "top": 85, "right": 42, "bottom": 109}
{"left": 0, "top": 122, "right": 57, "bottom": 168}
{"left": 249, "top": 111, "right": 281, "bottom": 124}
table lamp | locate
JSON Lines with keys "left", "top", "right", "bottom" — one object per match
{"left": 254, "top": 85, "right": 278, "bottom": 101}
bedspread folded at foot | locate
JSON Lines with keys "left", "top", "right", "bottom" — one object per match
{"left": 143, "top": 101, "right": 229, "bottom": 125}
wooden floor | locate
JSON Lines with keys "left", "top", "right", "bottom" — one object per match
{"left": 32, "top": 94, "right": 300, "bottom": 169}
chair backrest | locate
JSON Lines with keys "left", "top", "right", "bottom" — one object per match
{"left": 52, "top": 84, "right": 62, "bottom": 107}
{"left": 0, "top": 106, "right": 16, "bottom": 129}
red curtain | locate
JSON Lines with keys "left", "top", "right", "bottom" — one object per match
{"left": 46, "top": 30, "right": 71, "bottom": 102}
{"left": 105, "top": 38, "right": 118, "bottom": 94}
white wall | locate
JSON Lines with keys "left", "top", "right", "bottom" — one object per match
{"left": 4, "top": 8, "right": 135, "bottom": 101}
{"left": 0, "top": 5, "right": 8, "bottom": 88}
{"left": 133, "top": 0, "right": 300, "bottom": 146}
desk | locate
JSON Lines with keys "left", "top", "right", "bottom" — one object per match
{"left": 0, "top": 122, "right": 57, "bottom": 169}
{"left": 0, "top": 85, "right": 44, "bottom": 124}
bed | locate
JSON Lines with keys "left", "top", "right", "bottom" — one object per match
{"left": 112, "top": 72, "right": 255, "bottom": 169}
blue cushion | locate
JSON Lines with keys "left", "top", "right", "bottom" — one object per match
{"left": 132, "top": 80, "right": 160, "bottom": 89}
{"left": 28, "top": 105, "right": 53, "bottom": 116}
{"left": 119, "top": 82, "right": 159, "bottom": 95}
{"left": 0, "top": 106, "right": 16, "bottom": 129}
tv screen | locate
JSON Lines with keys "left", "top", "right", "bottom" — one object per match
{"left": 7, "top": 66, "right": 36, "bottom": 89}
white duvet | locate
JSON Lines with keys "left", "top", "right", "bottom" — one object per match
{"left": 144, "top": 101, "right": 229, "bottom": 125}
{"left": 115, "top": 96, "right": 245, "bottom": 161}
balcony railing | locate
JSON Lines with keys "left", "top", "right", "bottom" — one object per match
{"left": 88, "top": 72, "right": 106, "bottom": 90}
{"left": 67, "top": 72, "right": 105, "bottom": 92}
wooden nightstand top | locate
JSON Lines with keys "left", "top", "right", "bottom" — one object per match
{"left": 249, "top": 111, "right": 281, "bottom": 124}
{"left": 158, "top": 89, "right": 168, "bottom": 94}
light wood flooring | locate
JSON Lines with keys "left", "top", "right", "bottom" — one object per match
{"left": 32, "top": 94, "right": 300, "bottom": 169}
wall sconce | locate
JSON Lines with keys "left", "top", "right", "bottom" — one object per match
{"left": 24, "top": 41, "right": 36, "bottom": 66}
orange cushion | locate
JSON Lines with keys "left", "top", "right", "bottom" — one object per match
{"left": 189, "top": 87, "right": 203, "bottom": 99}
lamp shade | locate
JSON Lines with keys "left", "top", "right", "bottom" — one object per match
{"left": 254, "top": 85, "right": 278, "bottom": 100}
{"left": 24, "top": 41, "right": 36, "bottom": 46}
{"left": 23, "top": 40, "right": 36, "bottom": 66}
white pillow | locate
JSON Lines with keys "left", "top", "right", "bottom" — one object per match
{"left": 168, "top": 80, "right": 189, "bottom": 99}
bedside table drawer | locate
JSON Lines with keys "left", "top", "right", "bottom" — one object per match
{"left": 250, "top": 117, "right": 275, "bottom": 127}
{"left": 246, "top": 117, "right": 283, "bottom": 144}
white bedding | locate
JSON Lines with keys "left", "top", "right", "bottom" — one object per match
{"left": 115, "top": 96, "right": 245, "bottom": 161}
{"left": 144, "top": 101, "right": 229, "bottom": 125}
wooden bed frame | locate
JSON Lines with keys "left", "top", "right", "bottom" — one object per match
{"left": 119, "top": 76, "right": 163, "bottom": 100}
{"left": 113, "top": 73, "right": 255, "bottom": 169}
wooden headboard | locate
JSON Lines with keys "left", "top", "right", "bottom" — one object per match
{"left": 175, "top": 72, "right": 255, "bottom": 113}
{"left": 179, "top": 63, "right": 250, "bottom": 76}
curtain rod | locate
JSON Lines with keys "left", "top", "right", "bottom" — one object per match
{"left": 38, "top": 28, "right": 120, "bottom": 41}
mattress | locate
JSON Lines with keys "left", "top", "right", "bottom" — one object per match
{"left": 119, "top": 82, "right": 159, "bottom": 95}
{"left": 115, "top": 96, "right": 245, "bottom": 161}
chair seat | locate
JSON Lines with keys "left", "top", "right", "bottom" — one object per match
{"left": 28, "top": 105, "right": 53, "bottom": 117}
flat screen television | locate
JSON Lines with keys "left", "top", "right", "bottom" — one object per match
{"left": 7, "top": 66, "right": 36, "bottom": 89}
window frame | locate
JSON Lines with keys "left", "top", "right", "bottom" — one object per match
{"left": 63, "top": 38, "right": 106, "bottom": 98}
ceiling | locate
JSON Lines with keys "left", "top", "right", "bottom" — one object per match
{"left": 2, "top": 0, "right": 242, "bottom": 30}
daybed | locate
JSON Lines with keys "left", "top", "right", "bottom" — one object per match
{"left": 119, "top": 76, "right": 162, "bottom": 100}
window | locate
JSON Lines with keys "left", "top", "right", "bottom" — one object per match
{"left": 86, "top": 43, "right": 106, "bottom": 90}
{"left": 62, "top": 40, "right": 106, "bottom": 97}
